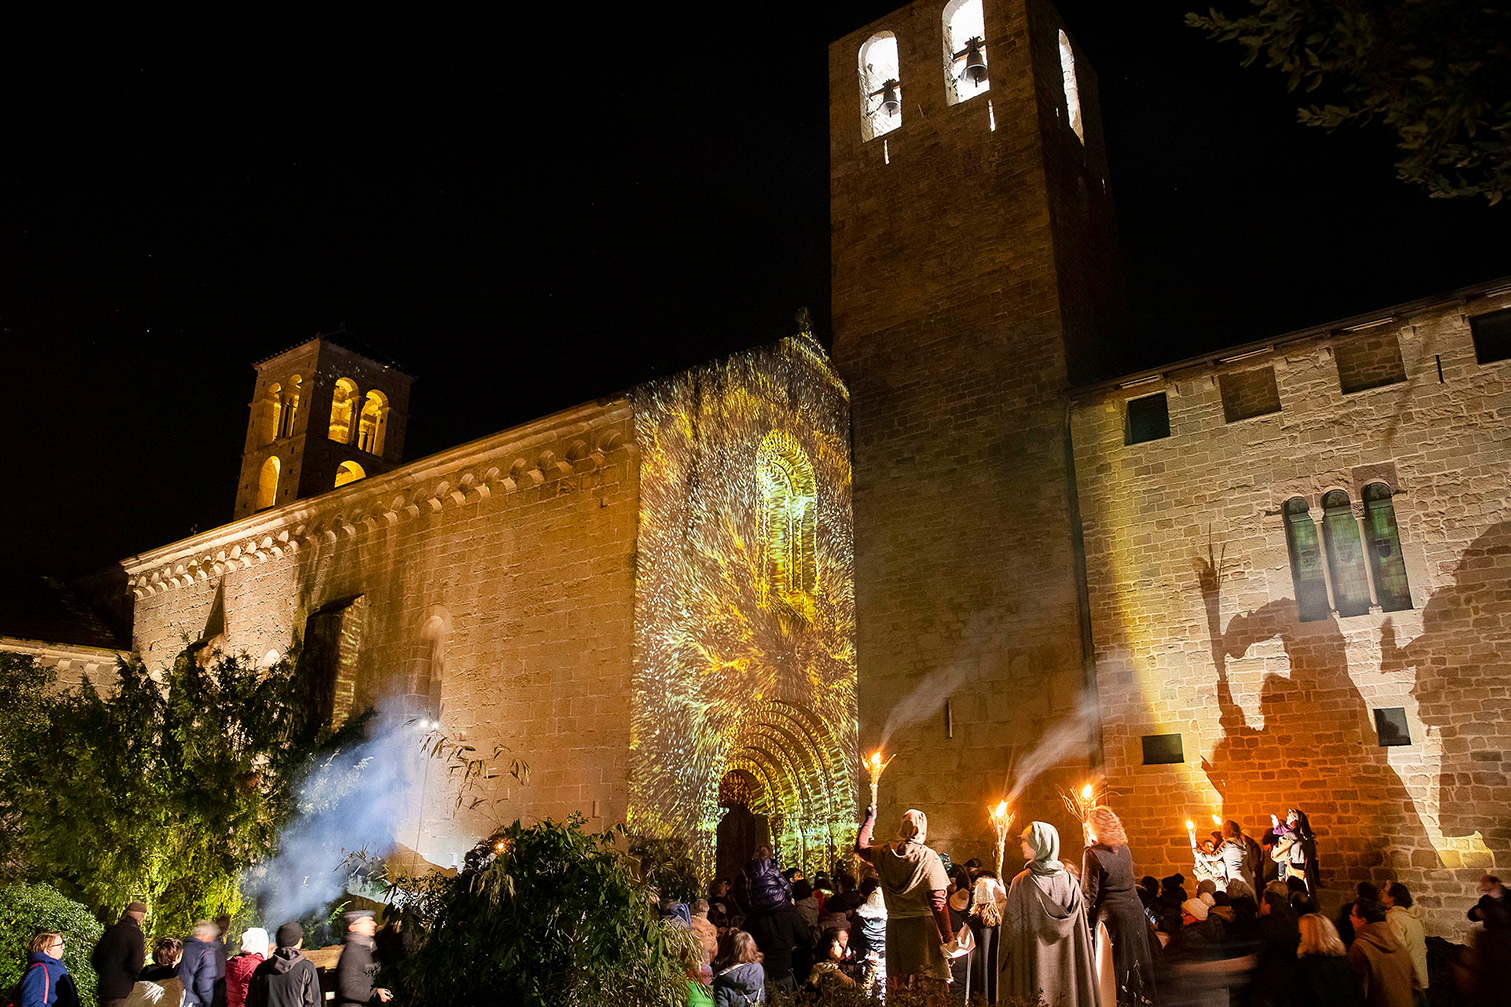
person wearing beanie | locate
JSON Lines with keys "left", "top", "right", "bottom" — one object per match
{"left": 335, "top": 910, "right": 393, "bottom": 1005}
{"left": 1181, "top": 898, "right": 1209, "bottom": 923}
{"left": 92, "top": 900, "right": 148, "bottom": 1006}
{"left": 226, "top": 928, "right": 270, "bottom": 1007}
{"left": 245, "top": 922, "right": 319, "bottom": 1007}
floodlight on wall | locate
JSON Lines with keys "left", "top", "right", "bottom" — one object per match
{"left": 955, "top": 37, "right": 987, "bottom": 86}
{"left": 868, "top": 79, "right": 901, "bottom": 118}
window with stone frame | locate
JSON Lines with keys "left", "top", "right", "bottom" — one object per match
{"left": 1469, "top": 306, "right": 1511, "bottom": 364}
{"left": 942, "top": 0, "right": 989, "bottom": 105}
{"left": 1283, "top": 497, "right": 1330, "bottom": 622}
{"left": 1321, "top": 490, "right": 1371, "bottom": 617}
{"left": 1335, "top": 333, "right": 1406, "bottom": 393}
{"left": 1362, "top": 483, "right": 1412, "bottom": 611}
{"left": 859, "top": 32, "right": 902, "bottom": 141}
{"left": 1124, "top": 392, "right": 1170, "bottom": 444}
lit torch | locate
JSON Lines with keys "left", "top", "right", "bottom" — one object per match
{"left": 1060, "top": 780, "right": 1107, "bottom": 844}
{"left": 990, "top": 800, "right": 1013, "bottom": 878}
{"left": 865, "top": 750, "right": 897, "bottom": 813}
{"left": 1185, "top": 819, "right": 1196, "bottom": 847}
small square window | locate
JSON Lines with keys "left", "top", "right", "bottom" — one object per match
{"left": 1125, "top": 393, "right": 1170, "bottom": 445}
{"left": 1374, "top": 707, "right": 1411, "bottom": 747}
{"left": 1141, "top": 733, "right": 1184, "bottom": 765}
{"left": 1219, "top": 367, "right": 1281, "bottom": 422}
{"left": 1336, "top": 333, "right": 1406, "bottom": 394}
{"left": 1469, "top": 307, "right": 1511, "bottom": 365}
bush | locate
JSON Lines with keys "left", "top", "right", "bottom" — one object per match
{"left": 0, "top": 882, "right": 103, "bottom": 1006}
{"left": 387, "top": 815, "right": 689, "bottom": 1006}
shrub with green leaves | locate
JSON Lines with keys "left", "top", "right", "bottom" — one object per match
{"left": 0, "top": 882, "right": 103, "bottom": 1006}
{"left": 388, "top": 815, "right": 689, "bottom": 1007}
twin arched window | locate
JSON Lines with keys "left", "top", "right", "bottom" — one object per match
{"left": 358, "top": 390, "right": 389, "bottom": 455}
{"left": 327, "top": 379, "right": 389, "bottom": 455}
{"left": 255, "top": 376, "right": 303, "bottom": 445}
{"left": 329, "top": 377, "right": 359, "bottom": 443}
{"left": 1283, "top": 484, "right": 1411, "bottom": 621}
{"left": 757, "top": 431, "right": 818, "bottom": 611}
{"left": 861, "top": 1, "right": 995, "bottom": 140}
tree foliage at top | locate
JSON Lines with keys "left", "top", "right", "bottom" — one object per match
{"left": 4, "top": 648, "right": 346, "bottom": 937}
{"left": 386, "top": 815, "right": 689, "bottom": 1007}
{"left": 0, "top": 656, "right": 56, "bottom": 882}
{"left": 1188, "top": 1, "right": 1511, "bottom": 203}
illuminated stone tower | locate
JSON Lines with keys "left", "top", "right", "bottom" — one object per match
{"left": 233, "top": 335, "right": 414, "bottom": 519}
{"left": 829, "top": 0, "right": 1122, "bottom": 853}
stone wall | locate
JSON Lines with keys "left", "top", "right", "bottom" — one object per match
{"left": 830, "top": 0, "right": 1118, "bottom": 859}
{"left": 128, "top": 401, "right": 638, "bottom": 868}
{"left": 1071, "top": 289, "right": 1511, "bottom": 940}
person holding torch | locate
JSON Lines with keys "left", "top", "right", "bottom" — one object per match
{"left": 854, "top": 804, "right": 954, "bottom": 1002}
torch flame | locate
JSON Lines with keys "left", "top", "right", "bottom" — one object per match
{"left": 1185, "top": 820, "right": 1194, "bottom": 831}
{"left": 1081, "top": 783, "right": 1094, "bottom": 800}
{"left": 1212, "top": 813, "right": 1222, "bottom": 827}
{"left": 994, "top": 800, "right": 1008, "bottom": 819}
{"left": 870, "top": 751, "right": 882, "bottom": 771}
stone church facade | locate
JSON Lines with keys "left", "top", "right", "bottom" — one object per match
{"left": 20, "top": 0, "right": 1508, "bottom": 941}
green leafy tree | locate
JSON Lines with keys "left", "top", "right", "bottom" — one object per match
{"left": 387, "top": 815, "right": 688, "bottom": 1007}
{"left": 0, "top": 655, "right": 56, "bottom": 882}
{"left": 627, "top": 835, "right": 703, "bottom": 905}
{"left": 13, "top": 649, "right": 347, "bottom": 937}
{"left": 0, "top": 882, "right": 103, "bottom": 1006}
{"left": 1188, "top": 1, "right": 1511, "bottom": 202}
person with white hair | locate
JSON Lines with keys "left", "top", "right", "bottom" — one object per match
{"left": 226, "top": 928, "right": 270, "bottom": 1007}
{"left": 176, "top": 921, "right": 220, "bottom": 1007}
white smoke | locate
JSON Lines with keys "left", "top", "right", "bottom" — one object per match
{"left": 879, "top": 662, "right": 975, "bottom": 750}
{"left": 1004, "top": 691, "right": 1100, "bottom": 804}
{"left": 244, "top": 712, "right": 424, "bottom": 929}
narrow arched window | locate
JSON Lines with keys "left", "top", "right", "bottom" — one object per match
{"left": 859, "top": 32, "right": 902, "bottom": 141}
{"left": 357, "top": 390, "right": 389, "bottom": 455}
{"left": 1322, "top": 490, "right": 1371, "bottom": 617}
{"left": 334, "top": 460, "right": 366, "bottom": 488}
{"left": 1362, "top": 483, "right": 1413, "bottom": 611}
{"left": 328, "top": 377, "right": 358, "bottom": 444}
{"left": 1057, "top": 30, "right": 1084, "bottom": 143}
{"left": 256, "top": 456, "right": 280, "bottom": 510}
{"left": 1283, "top": 497, "right": 1330, "bottom": 622}
{"left": 257, "top": 382, "right": 283, "bottom": 446}
{"left": 280, "top": 375, "right": 302, "bottom": 439}
{"left": 415, "top": 609, "right": 449, "bottom": 721}
{"left": 943, "top": 0, "right": 988, "bottom": 105}
{"left": 757, "top": 431, "right": 818, "bottom": 617}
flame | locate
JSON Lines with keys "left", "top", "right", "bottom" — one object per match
{"left": 1211, "top": 813, "right": 1222, "bottom": 827}
{"left": 993, "top": 800, "right": 1008, "bottom": 819}
{"left": 1081, "top": 783, "right": 1093, "bottom": 800}
{"left": 870, "top": 751, "right": 882, "bottom": 771}
{"left": 1185, "top": 820, "right": 1194, "bottom": 831}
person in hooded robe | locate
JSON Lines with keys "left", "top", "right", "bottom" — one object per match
{"left": 855, "top": 804, "right": 954, "bottom": 1001}
{"left": 1002, "top": 821, "right": 1099, "bottom": 1007}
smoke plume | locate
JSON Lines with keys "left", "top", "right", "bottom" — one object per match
{"left": 1003, "top": 691, "right": 1100, "bottom": 804}
{"left": 878, "top": 662, "right": 975, "bottom": 750}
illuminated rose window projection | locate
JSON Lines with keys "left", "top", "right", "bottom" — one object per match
{"left": 628, "top": 332, "right": 858, "bottom": 877}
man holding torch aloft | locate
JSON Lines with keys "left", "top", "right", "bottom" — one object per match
{"left": 855, "top": 804, "right": 954, "bottom": 1003}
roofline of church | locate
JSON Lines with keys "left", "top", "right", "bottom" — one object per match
{"left": 1069, "top": 274, "right": 1511, "bottom": 401}
{"left": 121, "top": 396, "right": 633, "bottom": 581}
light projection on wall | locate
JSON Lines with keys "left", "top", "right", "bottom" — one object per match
{"left": 629, "top": 332, "right": 858, "bottom": 876}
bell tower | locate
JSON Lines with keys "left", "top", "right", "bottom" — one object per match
{"left": 830, "top": 0, "right": 1122, "bottom": 852}
{"left": 233, "top": 334, "right": 415, "bottom": 519}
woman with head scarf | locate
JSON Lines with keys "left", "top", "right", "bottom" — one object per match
{"left": 1002, "top": 821, "right": 1099, "bottom": 1007}
{"left": 1083, "top": 807, "right": 1157, "bottom": 1007}
{"left": 854, "top": 805, "right": 954, "bottom": 1000}
{"left": 1270, "top": 808, "right": 1321, "bottom": 894}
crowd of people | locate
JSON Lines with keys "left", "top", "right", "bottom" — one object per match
{"left": 673, "top": 804, "right": 1511, "bottom": 1007}
{"left": 12, "top": 904, "right": 395, "bottom": 1007}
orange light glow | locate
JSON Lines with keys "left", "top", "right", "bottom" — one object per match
{"left": 1211, "top": 813, "right": 1222, "bottom": 827}
{"left": 1185, "top": 819, "right": 1194, "bottom": 831}
{"left": 870, "top": 751, "right": 882, "bottom": 771}
{"left": 1080, "top": 783, "right": 1094, "bottom": 800}
{"left": 994, "top": 800, "right": 1008, "bottom": 819}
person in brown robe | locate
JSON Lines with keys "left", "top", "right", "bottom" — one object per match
{"left": 1002, "top": 821, "right": 1099, "bottom": 1007}
{"left": 855, "top": 805, "right": 953, "bottom": 1000}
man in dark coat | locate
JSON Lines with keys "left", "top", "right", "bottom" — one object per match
{"left": 178, "top": 920, "right": 221, "bottom": 1007}
{"left": 746, "top": 897, "right": 810, "bottom": 991}
{"left": 91, "top": 900, "right": 147, "bottom": 1007}
{"left": 246, "top": 922, "right": 321, "bottom": 1007}
{"left": 334, "top": 910, "right": 393, "bottom": 1005}
{"left": 743, "top": 845, "right": 793, "bottom": 915}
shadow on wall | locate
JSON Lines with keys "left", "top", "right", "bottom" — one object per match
{"left": 1192, "top": 547, "right": 1435, "bottom": 884}
{"left": 1381, "top": 520, "right": 1511, "bottom": 852}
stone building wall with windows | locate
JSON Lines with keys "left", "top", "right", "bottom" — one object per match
{"left": 1070, "top": 284, "right": 1511, "bottom": 939}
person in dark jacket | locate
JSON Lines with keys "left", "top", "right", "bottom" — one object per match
{"left": 246, "top": 923, "right": 320, "bottom": 1007}
{"left": 1346, "top": 899, "right": 1413, "bottom": 1007}
{"left": 1337, "top": 882, "right": 1379, "bottom": 948}
{"left": 334, "top": 910, "right": 393, "bottom": 1005}
{"left": 1295, "top": 914, "right": 1363, "bottom": 1007}
{"left": 141, "top": 937, "right": 183, "bottom": 981}
{"left": 743, "top": 846, "right": 792, "bottom": 916}
{"left": 1253, "top": 884, "right": 1301, "bottom": 1007}
{"left": 91, "top": 900, "right": 147, "bottom": 1007}
{"left": 178, "top": 920, "right": 220, "bottom": 1007}
{"left": 745, "top": 897, "right": 809, "bottom": 991}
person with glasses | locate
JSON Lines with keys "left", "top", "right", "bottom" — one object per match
{"left": 17, "top": 931, "right": 79, "bottom": 1007}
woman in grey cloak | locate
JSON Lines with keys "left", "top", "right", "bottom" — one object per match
{"left": 1002, "top": 821, "right": 1099, "bottom": 1007}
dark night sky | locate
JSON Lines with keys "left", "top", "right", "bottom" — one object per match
{"left": 2, "top": 4, "right": 1507, "bottom": 579}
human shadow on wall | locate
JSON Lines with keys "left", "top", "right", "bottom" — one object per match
{"left": 1380, "top": 520, "right": 1511, "bottom": 853}
{"left": 1193, "top": 548, "right": 1435, "bottom": 883}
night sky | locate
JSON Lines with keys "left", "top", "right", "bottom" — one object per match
{"left": 3, "top": 4, "right": 1507, "bottom": 579}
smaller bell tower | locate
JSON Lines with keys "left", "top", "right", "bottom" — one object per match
{"left": 233, "top": 334, "right": 415, "bottom": 520}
